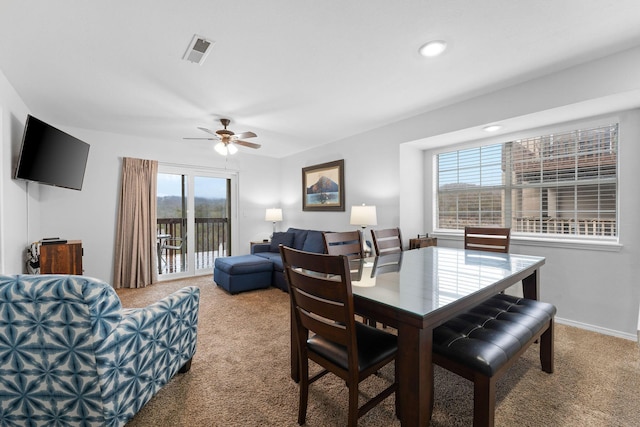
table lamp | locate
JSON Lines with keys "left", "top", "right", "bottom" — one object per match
{"left": 350, "top": 204, "right": 377, "bottom": 256}
{"left": 265, "top": 208, "right": 283, "bottom": 237}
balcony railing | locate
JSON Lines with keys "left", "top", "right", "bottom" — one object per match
{"left": 512, "top": 217, "right": 616, "bottom": 237}
{"left": 438, "top": 216, "right": 617, "bottom": 238}
{"left": 157, "top": 217, "right": 229, "bottom": 274}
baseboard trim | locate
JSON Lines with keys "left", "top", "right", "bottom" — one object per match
{"left": 556, "top": 317, "right": 638, "bottom": 342}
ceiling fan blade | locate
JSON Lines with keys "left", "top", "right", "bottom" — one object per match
{"left": 234, "top": 140, "right": 261, "bottom": 149}
{"left": 197, "top": 127, "right": 220, "bottom": 137}
{"left": 233, "top": 131, "right": 257, "bottom": 139}
{"left": 183, "top": 137, "right": 217, "bottom": 140}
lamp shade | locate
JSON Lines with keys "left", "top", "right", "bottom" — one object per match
{"left": 350, "top": 204, "right": 377, "bottom": 227}
{"left": 265, "top": 208, "right": 283, "bottom": 222}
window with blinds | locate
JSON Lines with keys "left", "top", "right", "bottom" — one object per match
{"left": 436, "top": 123, "right": 618, "bottom": 239}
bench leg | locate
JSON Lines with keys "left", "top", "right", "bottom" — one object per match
{"left": 473, "top": 374, "right": 496, "bottom": 427}
{"left": 540, "top": 319, "right": 554, "bottom": 373}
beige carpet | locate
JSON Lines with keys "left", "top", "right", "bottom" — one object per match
{"left": 117, "top": 276, "right": 640, "bottom": 426}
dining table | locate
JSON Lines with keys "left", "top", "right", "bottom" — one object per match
{"left": 289, "top": 246, "right": 546, "bottom": 427}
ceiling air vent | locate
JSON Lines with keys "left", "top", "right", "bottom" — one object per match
{"left": 182, "top": 35, "right": 214, "bottom": 65}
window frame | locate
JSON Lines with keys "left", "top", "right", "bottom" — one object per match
{"left": 431, "top": 117, "right": 622, "bottom": 250}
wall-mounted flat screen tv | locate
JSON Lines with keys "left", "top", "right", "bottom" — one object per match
{"left": 14, "top": 115, "right": 90, "bottom": 191}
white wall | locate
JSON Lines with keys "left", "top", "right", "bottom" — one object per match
{"left": 278, "top": 133, "right": 400, "bottom": 245}
{"left": 0, "top": 70, "right": 37, "bottom": 274}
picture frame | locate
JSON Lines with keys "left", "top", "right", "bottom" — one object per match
{"left": 302, "top": 159, "right": 345, "bottom": 211}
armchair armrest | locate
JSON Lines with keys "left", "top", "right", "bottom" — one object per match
{"left": 251, "top": 243, "right": 272, "bottom": 254}
{"left": 95, "top": 286, "right": 200, "bottom": 425}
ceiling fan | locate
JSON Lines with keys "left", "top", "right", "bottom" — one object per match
{"left": 184, "top": 118, "right": 260, "bottom": 155}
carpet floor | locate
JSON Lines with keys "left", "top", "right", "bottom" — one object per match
{"left": 117, "top": 276, "right": 640, "bottom": 426}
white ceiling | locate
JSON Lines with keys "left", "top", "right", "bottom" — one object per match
{"left": 1, "top": 0, "right": 640, "bottom": 158}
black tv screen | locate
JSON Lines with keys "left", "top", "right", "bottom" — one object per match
{"left": 14, "top": 115, "right": 90, "bottom": 191}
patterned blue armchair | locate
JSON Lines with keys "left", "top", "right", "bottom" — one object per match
{"left": 0, "top": 274, "right": 200, "bottom": 426}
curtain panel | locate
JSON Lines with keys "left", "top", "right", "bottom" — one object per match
{"left": 113, "top": 157, "right": 158, "bottom": 288}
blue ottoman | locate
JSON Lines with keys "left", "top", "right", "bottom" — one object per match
{"left": 214, "top": 255, "right": 273, "bottom": 294}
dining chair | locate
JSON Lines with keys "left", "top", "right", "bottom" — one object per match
{"left": 322, "top": 231, "right": 364, "bottom": 259}
{"left": 371, "top": 227, "right": 403, "bottom": 256}
{"left": 280, "top": 245, "right": 398, "bottom": 426}
{"left": 464, "top": 226, "right": 511, "bottom": 253}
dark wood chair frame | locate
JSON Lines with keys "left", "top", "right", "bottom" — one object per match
{"left": 322, "top": 231, "right": 364, "bottom": 259}
{"left": 280, "top": 245, "right": 398, "bottom": 426}
{"left": 371, "top": 227, "right": 403, "bottom": 256}
{"left": 464, "top": 226, "right": 511, "bottom": 253}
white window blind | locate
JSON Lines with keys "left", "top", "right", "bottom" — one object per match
{"left": 436, "top": 124, "right": 618, "bottom": 239}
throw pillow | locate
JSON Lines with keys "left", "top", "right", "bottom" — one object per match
{"left": 270, "top": 232, "right": 295, "bottom": 252}
{"left": 302, "top": 230, "right": 325, "bottom": 253}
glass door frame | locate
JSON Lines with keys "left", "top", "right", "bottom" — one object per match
{"left": 157, "top": 163, "right": 238, "bottom": 280}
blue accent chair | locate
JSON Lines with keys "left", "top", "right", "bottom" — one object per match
{"left": 0, "top": 274, "right": 200, "bottom": 427}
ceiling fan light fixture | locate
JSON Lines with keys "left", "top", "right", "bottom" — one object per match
{"left": 214, "top": 142, "right": 228, "bottom": 155}
{"left": 227, "top": 143, "right": 238, "bottom": 155}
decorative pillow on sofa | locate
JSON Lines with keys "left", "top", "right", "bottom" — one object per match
{"left": 270, "top": 232, "right": 295, "bottom": 252}
{"left": 302, "top": 230, "right": 326, "bottom": 253}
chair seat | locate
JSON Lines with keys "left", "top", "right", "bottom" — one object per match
{"left": 308, "top": 322, "right": 398, "bottom": 371}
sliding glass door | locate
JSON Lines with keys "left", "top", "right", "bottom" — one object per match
{"left": 157, "top": 165, "right": 237, "bottom": 279}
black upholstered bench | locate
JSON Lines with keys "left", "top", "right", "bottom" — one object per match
{"left": 433, "top": 293, "right": 556, "bottom": 427}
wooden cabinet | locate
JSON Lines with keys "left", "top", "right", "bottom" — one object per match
{"left": 409, "top": 237, "right": 437, "bottom": 250}
{"left": 40, "top": 240, "right": 83, "bottom": 274}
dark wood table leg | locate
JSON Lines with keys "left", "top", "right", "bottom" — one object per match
{"left": 397, "top": 323, "right": 433, "bottom": 426}
{"left": 522, "top": 269, "right": 539, "bottom": 300}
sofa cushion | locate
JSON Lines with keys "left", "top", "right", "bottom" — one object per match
{"left": 270, "top": 232, "right": 295, "bottom": 252}
{"left": 287, "top": 228, "right": 309, "bottom": 250}
{"left": 255, "top": 251, "right": 284, "bottom": 272}
{"left": 256, "top": 252, "right": 284, "bottom": 271}
{"left": 302, "top": 230, "right": 325, "bottom": 253}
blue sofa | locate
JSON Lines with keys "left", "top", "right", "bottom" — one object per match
{"left": 251, "top": 227, "right": 327, "bottom": 291}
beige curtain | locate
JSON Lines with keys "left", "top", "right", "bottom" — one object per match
{"left": 113, "top": 157, "right": 158, "bottom": 288}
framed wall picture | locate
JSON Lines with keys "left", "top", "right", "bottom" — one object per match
{"left": 302, "top": 159, "right": 345, "bottom": 211}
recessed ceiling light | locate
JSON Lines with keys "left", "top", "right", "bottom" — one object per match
{"left": 483, "top": 125, "right": 502, "bottom": 132}
{"left": 419, "top": 40, "right": 447, "bottom": 57}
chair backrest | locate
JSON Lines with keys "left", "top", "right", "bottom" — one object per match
{"left": 322, "top": 231, "right": 364, "bottom": 259}
{"left": 371, "top": 228, "right": 403, "bottom": 255}
{"left": 162, "top": 237, "right": 184, "bottom": 251}
{"left": 464, "top": 226, "right": 511, "bottom": 253}
{"left": 280, "top": 246, "right": 358, "bottom": 367}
